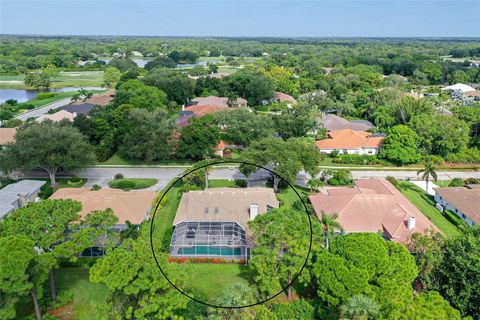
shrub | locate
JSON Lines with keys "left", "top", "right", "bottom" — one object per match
{"left": 330, "top": 150, "right": 340, "bottom": 158}
{"left": 464, "top": 177, "right": 480, "bottom": 185}
{"left": 68, "top": 175, "right": 82, "bottom": 183}
{"left": 115, "top": 180, "right": 135, "bottom": 190}
{"left": 386, "top": 176, "right": 399, "bottom": 187}
{"left": 22, "top": 103, "right": 36, "bottom": 110}
{"left": 256, "top": 105, "right": 269, "bottom": 112}
{"left": 421, "top": 154, "right": 445, "bottom": 165}
{"left": 445, "top": 148, "right": 480, "bottom": 164}
{"left": 332, "top": 154, "right": 390, "bottom": 166}
{"left": 449, "top": 178, "right": 465, "bottom": 187}
{"left": 234, "top": 179, "right": 247, "bottom": 188}
{"left": 46, "top": 290, "right": 73, "bottom": 310}
{"left": 114, "top": 173, "right": 124, "bottom": 180}
{"left": 38, "top": 184, "right": 53, "bottom": 199}
{"left": 328, "top": 169, "right": 352, "bottom": 186}
{"left": 36, "top": 92, "right": 57, "bottom": 100}
{"left": 91, "top": 184, "right": 101, "bottom": 191}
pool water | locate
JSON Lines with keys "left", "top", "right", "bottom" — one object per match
{"left": 177, "top": 246, "right": 242, "bottom": 256}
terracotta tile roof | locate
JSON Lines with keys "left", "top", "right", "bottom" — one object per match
{"left": 36, "top": 110, "right": 76, "bottom": 123}
{"left": 309, "top": 179, "right": 438, "bottom": 244}
{"left": 86, "top": 90, "right": 115, "bottom": 106}
{"left": 216, "top": 140, "right": 226, "bottom": 150}
{"left": 465, "top": 91, "right": 480, "bottom": 97}
{"left": 191, "top": 96, "right": 247, "bottom": 107}
{"left": 275, "top": 92, "right": 296, "bottom": 103}
{"left": 315, "top": 129, "right": 383, "bottom": 150}
{"left": 320, "top": 114, "right": 374, "bottom": 132}
{"left": 433, "top": 187, "right": 480, "bottom": 224}
{"left": 0, "top": 128, "right": 16, "bottom": 145}
{"left": 185, "top": 104, "right": 228, "bottom": 116}
{"left": 50, "top": 188, "right": 157, "bottom": 225}
{"left": 173, "top": 188, "right": 279, "bottom": 231}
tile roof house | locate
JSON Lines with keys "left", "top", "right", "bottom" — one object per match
{"left": 320, "top": 114, "right": 375, "bottom": 132}
{"left": 170, "top": 188, "right": 279, "bottom": 260}
{"left": 191, "top": 96, "right": 248, "bottom": 108}
{"left": 315, "top": 129, "right": 384, "bottom": 155}
{"left": 50, "top": 188, "right": 157, "bottom": 228}
{"left": 184, "top": 104, "right": 228, "bottom": 117}
{"left": 274, "top": 92, "right": 297, "bottom": 104}
{"left": 61, "top": 103, "right": 95, "bottom": 115}
{"left": 309, "top": 179, "right": 438, "bottom": 245}
{"left": 36, "top": 110, "right": 76, "bottom": 123}
{"left": 0, "top": 180, "right": 46, "bottom": 219}
{"left": 0, "top": 128, "right": 16, "bottom": 146}
{"left": 86, "top": 90, "right": 115, "bottom": 106}
{"left": 433, "top": 186, "right": 480, "bottom": 226}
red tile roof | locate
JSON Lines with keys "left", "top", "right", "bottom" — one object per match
{"left": 315, "top": 129, "right": 383, "bottom": 150}
{"left": 0, "top": 128, "right": 16, "bottom": 145}
{"left": 309, "top": 179, "right": 438, "bottom": 245}
{"left": 433, "top": 187, "right": 480, "bottom": 224}
{"left": 185, "top": 104, "right": 228, "bottom": 116}
{"left": 275, "top": 92, "right": 296, "bottom": 103}
{"left": 216, "top": 140, "right": 226, "bottom": 150}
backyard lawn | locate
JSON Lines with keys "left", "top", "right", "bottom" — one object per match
{"left": 395, "top": 181, "right": 464, "bottom": 238}
{"left": 108, "top": 178, "right": 158, "bottom": 190}
{"left": 52, "top": 267, "right": 109, "bottom": 320}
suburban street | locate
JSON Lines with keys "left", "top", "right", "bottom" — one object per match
{"left": 16, "top": 98, "right": 72, "bottom": 120}
{"left": 20, "top": 166, "right": 480, "bottom": 191}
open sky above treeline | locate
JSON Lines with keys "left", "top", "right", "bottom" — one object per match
{"left": 1, "top": 0, "right": 479, "bottom": 37}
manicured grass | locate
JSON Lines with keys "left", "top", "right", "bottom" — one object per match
{"left": 197, "top": 56, "right": 226, "bottom": 62}
{"left": 153, "top": 182, "right": 183, "bottom": 242}
{"left": 395, "top": 181, "right": 463, "bottom": 238}
{"left": 174, "top": 263, "right": 251, "bottom": 301}
{"left": 276, "top": 185, "right": 310, "bottom": 209}
{"left": 100, "top": 153, "right": 193, "bottom": 166}
{"left": 29, "top": 177, "right": 87, "bottom": 190}
{"left": 108, "top": 178, "right": 158, "bottom": 190}
{"left": 435, "top": 180, "right": 452, "bottom": 187}
{"left": 20, "top": 90, "right": 104, "bottom": 108}
{"left": 54, "top": 267, "right": 109, "bottom": 320}
{"left": 208, "top": 179, "right": 239, "bottom": 188}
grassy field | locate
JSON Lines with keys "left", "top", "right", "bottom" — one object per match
{"left": 21, "top": 89, "right": 104, "bottom": 108}
{"left": 395, "top": 181, "right": 463, "bottom": 238}
{"left": 52, "top": 268, "right": 109, "bottom": 320}
{"left": 108, "top": 178, "right": 158, "bottom": 190}
{"left": 0, "top": 71, "right": 104, "bottom": 89}
{"left": 100, "top": 153, "right": 194, "bottom": 166}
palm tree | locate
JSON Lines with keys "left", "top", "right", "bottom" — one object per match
{"left": 417, "top": 161, "right": 438, "bottom": 193}
{"left": 320, "top": 211, "right": 343, "bottom": 251}
{"left": 340, "top": 294, "right": 380, "bottom": 320}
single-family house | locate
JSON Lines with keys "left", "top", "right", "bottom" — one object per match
{"left": 61, "top": 103, "right": 95, "bottom": 116}
{"left": 319, "top": 114, "right": 374, "bottom": 132}
{"left": 214, "top": 140, "right": 227, "bottom": 158}
{"left": 191, "top": 96, "right": 248, "bottom": 108}
{"left": 274, "top": 92, "right": 296, "bottom": 104}
{"left": 309, "top": 179, "right": 438, "bottom": 245}
{"left": 0, "top": 180, "right": 46, "bottom": 219}
{"left": 36, "top": 110, "right": 76, "bottom": 123}
{"left": 315, "top": 129, "right": 384, "bottom": 155}
{"left": 433, "top": 186, "right": 480, "bottom": 226}
{"left": 0, "top": 127, "right": 16, "bottom": 146}
{"left": 50, "top": 188, "right": 157, "bottom": 230}
{"left": 441, "top": 83, "right": 476, "bottom": 93}
{"left": 170, "top": 188, "right": 279, "bottom": 260}
{"left": 184, "top": 104, "right": 228, "bottom": 117}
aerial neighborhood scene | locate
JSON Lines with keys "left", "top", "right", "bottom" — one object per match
{"left": 0, "top": 0, "right": 479, "bottom": 319}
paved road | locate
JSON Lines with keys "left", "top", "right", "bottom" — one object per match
{"left": 21, "top": 167, "right": 480, "bottom": 191}
{"left": 16, "top": 98, "right": 72, "bottom": 120}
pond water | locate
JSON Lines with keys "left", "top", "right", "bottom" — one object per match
{"left": 0, "top": 86, "right": 104, "bottom": 103}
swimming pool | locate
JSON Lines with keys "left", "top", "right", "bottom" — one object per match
{"left": 177, "top": 246, "right": 243, "bottom": 257}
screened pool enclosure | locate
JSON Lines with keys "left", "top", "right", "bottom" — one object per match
{"left": 170, "top": 221, "right": 247, "bottom": 259}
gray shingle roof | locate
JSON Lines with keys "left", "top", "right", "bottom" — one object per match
{"left": 1, "top": 180, "right": 46, "bottom": 197}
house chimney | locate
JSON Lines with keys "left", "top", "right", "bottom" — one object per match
{"left": 249, "top": 203, "right": 258, "bottom": 220}
{"left": 407, "top": 216, "right": 416, "bottom": 230}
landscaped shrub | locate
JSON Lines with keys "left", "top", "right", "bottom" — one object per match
{"left": 256, "top": 105, "right": 269, "bottom": 112}
{"left": 449, "top": 178, "right": 465, "bottom": 187}
{"left": 328, "top": 169, "right": 353, "bottom": 186}
{"left": 91, "top": 184, "right": 101, "bottom": 191}
{"left": 115, "top": 180, "right": 136, "bottom": 190}
{"left": 234, "top": 179, "right": 247, "bottom": 188}
{"left": 386, "top": 176, "right": 399, "bottom": 187}
{"left": 39, "top": 184, "right": 54, "bottom": 199}
{"left": 329, "top": 150, "right": 340, "bottom": 158}
{"left": 22, "top": 103, "right": 36, "bottom": 110}
{"left": 421, "top": 154, "right": 445, "bottom": 165}
{"left": 46, "top": 290, "right": 73, "bottom": 310}
{"left": 331, "top": 154, "right": 390, "bottom": 166}
{"left": 114, "top": 173, "right": 124, "bottom": 180}
{"left": 68, "top": 175, "right": 82, "bottom": 184}
{"left": 464, "top": 177, "right": 480, "bottom": 185}
{"left": 36, "top": 92, "right": 57, "bottom": 100}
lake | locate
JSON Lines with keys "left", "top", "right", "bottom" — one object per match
{"left": 0, "top": 87, "right": 104, "bottom": 104}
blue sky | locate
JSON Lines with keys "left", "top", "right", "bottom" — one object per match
{"left": 1, "top": 1, "right": 479, "bottom": 37}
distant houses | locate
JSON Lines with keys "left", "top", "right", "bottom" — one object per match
{"left": 309, "top": 179, "right": 438, "bottom": 245}
{"left": 191, "top": 95, "right": 248, "bottom": 108}
{"left": 433, "top": 186, "right": 480, "bottom": 226}
{"left": 0, "top": 180, "right": 46, "bottom": 219}
{"left": 319, "top": 114, "right": 375, "bottom": 132}
{"left": 315, "top": 129, "right": 384, "bottom": 155}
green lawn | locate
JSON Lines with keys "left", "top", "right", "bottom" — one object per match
{"left": 395, "top": 181, "right": 463, "bottom": 238}
{"left": 30, "top": 177, "right": 87, "bottom": 190}
{"left": 100, "top": 153, "right": 193, "bottom": 166}
{"left": 276, "top": 185, "right": 310, "bottom": 209}
{"left": 108, "top": 178, "right": 158, "bottom": 190}
{"left": 21, "top": 89, "right": 104, "bottom": 108}
{"left": 53, "top": 267, "right": 109, "bottom": 320}
{"left": 0, "top": 71, "right": 104, "bottom": 89}
{"left": 435, "top": 180, "right": 452, "bottom": 187}
{"left": 208, "top": 179, "right": 239, "bottom": 188}
{"left": 153, "top": 182, "right": 183, "bottom": 243}
{"left": 197, "top": 56, "right": 226, "bottom": 62}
